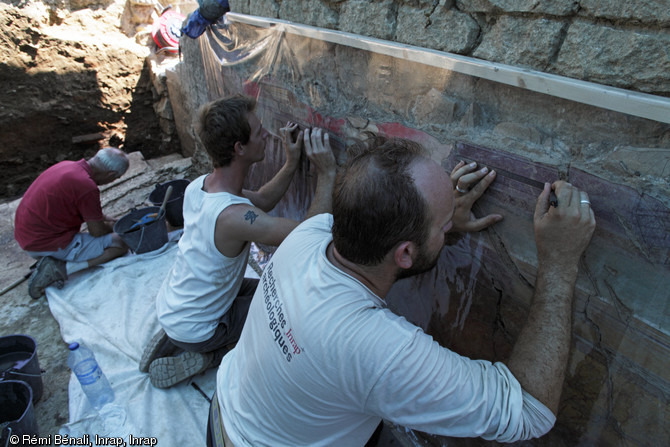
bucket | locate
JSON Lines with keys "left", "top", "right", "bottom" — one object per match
{"left": 113, "top": 207, "right": 168, "bottom": 254}
{"left": 149, "top": 179, "right": 190, "bottom": 228}
{"left": 0, "top": 380, "right": 38, "bottom": 444}
{"left": 0, "top": 335, "right": 43, "bottom": 403}
{"left": 152, "top": 9, "right": 185, "bottom": 54}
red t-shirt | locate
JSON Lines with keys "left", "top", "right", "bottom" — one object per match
{"left": 14, "top": 159, "right": 104, "bottom": 251}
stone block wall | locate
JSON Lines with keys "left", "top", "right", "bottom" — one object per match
{"left": 166, "top": 4, "right": 670, "bottom": 445}
{"left": 230, "top": 0, "right": 670, "bottom": 97}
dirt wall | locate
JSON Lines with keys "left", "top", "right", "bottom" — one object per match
{"left": 0, "top": 0, "right": 180, "bottom": 199}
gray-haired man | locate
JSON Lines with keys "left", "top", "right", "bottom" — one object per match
{"left": 15, "top": 147, "right": 130, "bottom": 299}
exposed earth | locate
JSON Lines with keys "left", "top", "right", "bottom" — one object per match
{"left": 0, "top": 0, "right": 182, "bottom": 200}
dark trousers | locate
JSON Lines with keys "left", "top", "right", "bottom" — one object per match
{"left": 170, "top": 278, "right": 258, "bottom": 365}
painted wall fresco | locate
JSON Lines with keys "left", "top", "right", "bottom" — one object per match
{"left": 192, "top": 18, "right": 670, "bottom": 446}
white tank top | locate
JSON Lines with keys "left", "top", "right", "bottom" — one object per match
{"left": 156, "top": 175, "right": 253, "bottom": 343}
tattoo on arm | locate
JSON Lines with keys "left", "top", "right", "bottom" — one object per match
{"left": 244, "top": 210, "right": 258, "bottom": 225}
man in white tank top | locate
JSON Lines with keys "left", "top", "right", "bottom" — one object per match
{"left": 141, "top": 95, "right": 337, "bottom": 388}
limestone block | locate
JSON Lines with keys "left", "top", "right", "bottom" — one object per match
{"left": 459, "top": 102, "right": 484, "bottom": 128}
{"left": 473, "top": 15, "right": 565, "bottom": 68}
{"left": 166, "top": 65, "right": 196, "bottom": 158}
{"left": 396, "top": 4, "right": 479, "bottom": 54}
{"left": 579, "top": 0, "right": 670, "bottom": 26}
{"left": 127, "top": 3, "right": 155, "bottom": 25}
{"left": 456, "top": 0, "right": 578, "bottom": 16}
{"left": 493, "top": 122, "right": 543, "bottom": 145}
{"left": 165, "top": 36, "right": 209, "bottom": 161}
{"left": 147, "top": 54, "right": 179, "bottom": 97}
{"left": 158, "top": 116, "right": 176, "bottom": 134}
{"left": 230, "top": 0, "right": 250, "bottom": 14}
{"left": 278, "top": 0, "right": 338, "bottom": 29}
{"left": 101, "top": 151, "right": 194, "bottom": 217}
{"left": 555, "top": 20, "right": 670, "bottom": 96}
{"left": 398, "top": 0, "right": 447, "bottom": 6}
{"left": 411, "top": 88, "right": 457, "bottom": 124}
{"left": 153, "top": 96, "right": 174, "bottom": 120}
{"left": 339, "top": 0, "right": 396, "bottom": 40}
{"left": 249, "top": 1, "right": 279, "bottom": 18}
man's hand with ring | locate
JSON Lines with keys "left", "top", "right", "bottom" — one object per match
{"left": 534, "top": 181, "right": 596, "bottom": 268}
{"left": 450, "top": 160, "right": 503, "bottom": 232}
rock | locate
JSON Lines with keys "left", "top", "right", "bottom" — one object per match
{"left": 459, "top": 102, "right": 484, "bottom": 128}
{"left": 339, "top": 0, "right": 395, "bottom": 40}
{"left": 249, "top": 0, "right": 279, "bottom": 18}
{"left": 278, "top": 0, "right": 338, "bottom": 29}
{"left": 456, "top": 0, "right": 578, "bottom": 16}
{"left": 395, "top": 3, "right": 480, "bottom": 54}
{"left": 412, "top": 88, "right": 457, "bottom": 124}
{"left": 69, "top": 0, "right": 115, "bottom": 11}
{"left": 493, "top": 121, "right": 543, "bottom": 145}
{"left": 229, "top": 0, "right": 250, "bottom": 14}
{"left": 579, "top": 0, "right": 670, "bottom": 26}
{"left": 165, "top": 60, "right": 203, "bottom": 158}
{"left": 596, "top": 146, "right": 670, "bottom": 181}
{"left": 153, "top": 96, "right": 174, "bottom": 120}
{"left": 554, "top": 20, "right": 670, "bottom": 96}
{"left": 473, "top": 15, "right": 566, "bottom": 69}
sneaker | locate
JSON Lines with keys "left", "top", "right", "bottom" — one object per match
{"left": 139, "top": 329, "right": 180, "bottom": 373}
{"left": 28, "top": 256, "right": 67, "bottom": 299}
{"left": 148, "top": 351, "right": 213, "bottom": 389}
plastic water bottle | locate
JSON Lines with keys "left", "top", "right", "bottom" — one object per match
{"left": 67, "top": 342, "right": 114, "bottom": 409}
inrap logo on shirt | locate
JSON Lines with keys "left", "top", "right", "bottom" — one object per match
{"left": 262, "top": 263, "right": 302, "bottom": 362}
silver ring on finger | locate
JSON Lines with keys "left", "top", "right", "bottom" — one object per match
{"left": 456, "top": 185, "right": 468, "bottom": 194}
{"left": 580, "top": 199, "right": 591, "bottom": 205}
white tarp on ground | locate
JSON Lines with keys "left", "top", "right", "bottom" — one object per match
{"left": 45, "top": 233, "right": 259, "bottom": 447}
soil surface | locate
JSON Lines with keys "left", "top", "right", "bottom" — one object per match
{"left": 0, "top": 0, "right": 180, "bottom": 200}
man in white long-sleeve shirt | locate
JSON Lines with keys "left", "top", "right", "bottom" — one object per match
{"left": 209, "top": 136, "right": 596, "bottom": 446}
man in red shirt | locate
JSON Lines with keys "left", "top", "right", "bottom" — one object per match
{"left": 15, "top": 147, "right": 130, "bottom": 299}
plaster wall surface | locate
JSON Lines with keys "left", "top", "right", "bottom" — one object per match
{"left": 166, "top": 15, "right": 670, "bottom": 447}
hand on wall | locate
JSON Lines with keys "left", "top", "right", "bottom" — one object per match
{"left": 450, "top": 160, "right": 503, "bottom": 233}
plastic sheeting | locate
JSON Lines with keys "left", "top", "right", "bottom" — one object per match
{"left": 48, "top": 234, "right": 260, "bottom": 446}
{"left": 187, "top": 15, "right": 670, "bottom": 446}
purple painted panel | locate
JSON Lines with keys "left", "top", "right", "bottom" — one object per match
{"left": 570, "top": 168, "right": 670, "bottom": 265}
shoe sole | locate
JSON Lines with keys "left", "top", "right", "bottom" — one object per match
{"left": 139, "top": 329, "right": 177, "bottom": 373}
{"left": 28, "top": 272, "right": 43, "bottom": 299}
{"left": 28, "top": 257, "right": 66, "bottom": 299}
{"left": 149, "top": 352, "right": 211, "bottom": 389}
{"left": 28, "top": 257, "right": 51, "bottom": 299}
